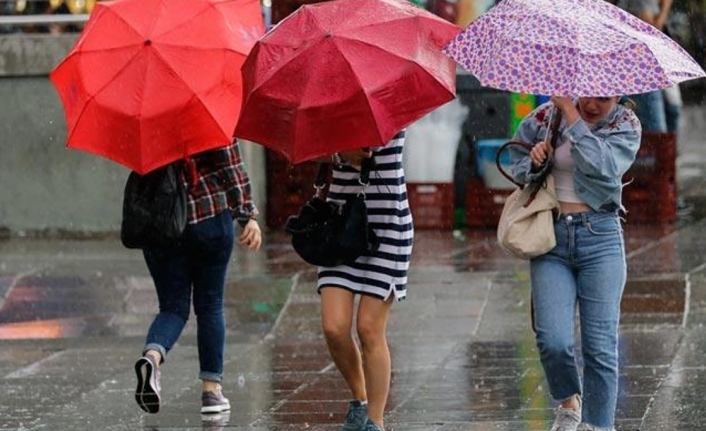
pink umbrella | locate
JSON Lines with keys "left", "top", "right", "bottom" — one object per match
{"left": 443, "top": 0, "right": 705, "bottom": 97}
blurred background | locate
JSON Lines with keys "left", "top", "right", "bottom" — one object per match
{"left": 0, "top": 0, "right": 704, "bottom": 237}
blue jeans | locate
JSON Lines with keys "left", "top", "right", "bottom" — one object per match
{"left": 530, "top": 211, "right": 626, "bottom": 429}
{"left": 142, "top": 210, "right": 235, "bottom": 382}
{"left": 630, "top": 90, "right": 667, "bottom": 132}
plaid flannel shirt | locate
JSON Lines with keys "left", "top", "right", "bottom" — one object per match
{"left": 182, "top": 138, "right": 258, "bottom": 226}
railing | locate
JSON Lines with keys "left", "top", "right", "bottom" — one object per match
{"left": 0, "top": 14, "right": 88, "bottom": 25}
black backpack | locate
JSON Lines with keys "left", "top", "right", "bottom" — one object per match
{"left": 120, "top": 162, "right": 188, "bottom": 249}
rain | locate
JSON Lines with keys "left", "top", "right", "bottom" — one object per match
{"left": 1, "top": 0, "right": 706, "bottom": 430}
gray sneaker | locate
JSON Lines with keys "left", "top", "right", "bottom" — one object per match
{"left": 341, "top": 400, "right": 369, "bottom": 431}
{"left": 201, "top": 386, "right": 231, "bottom": 414}
{"left": 550, "top": 397, "right": 582, "bottom": 431}
{"left": 364, "top": 418, "right": 384, "bottom": 431}
{"left": 577, "top": 424, "right": 615, "bottom": 431}
{"left": 134, "top": 354, "right": 161, "bottom": 414}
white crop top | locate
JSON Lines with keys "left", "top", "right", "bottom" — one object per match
{"left": 552, "top": 141, "right": 584, "bottom": 204}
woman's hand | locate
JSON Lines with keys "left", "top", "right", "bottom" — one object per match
{"left": 239, "top": 218, "right": 262, "bottom": 251}
{"left": 550, "top": 96, "right": 579, "bottom": 125}
{"left": 530, "top": 141, "right": 552, "bottom": 168}
{"left": 338, "top": 148, "right": 373, "bottom": 167}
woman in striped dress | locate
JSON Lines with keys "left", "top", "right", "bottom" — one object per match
{"left": 318, "top": 130, "right": 413, "bottom": 431}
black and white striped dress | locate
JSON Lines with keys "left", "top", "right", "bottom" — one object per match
{"left": 317, "top": 131, "right": 413, "bottom": 301}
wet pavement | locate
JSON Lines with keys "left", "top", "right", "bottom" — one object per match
{"left": 1, "top": 105, "right": 706, "bottom": 431}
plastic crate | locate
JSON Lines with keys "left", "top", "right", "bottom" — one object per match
{"left": 407, "top": 183, "right": 454, "bottom": 229}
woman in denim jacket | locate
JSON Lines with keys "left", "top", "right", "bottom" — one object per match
{"left": 509, "top": 96, "right": 641, "bottom": 431}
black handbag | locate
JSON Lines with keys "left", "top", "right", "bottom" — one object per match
{"left": 121, "top": 161, "right": 188, "bottom": 249}
{"left": 285, "top": 158, "right": 380, "bottom": 267}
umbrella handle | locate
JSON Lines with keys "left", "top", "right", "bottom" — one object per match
{"left": 548, "top": 107, "right": 563, "bottom": 150}
{"left": 495, "top": 107, "right": 563, "bottom": 188}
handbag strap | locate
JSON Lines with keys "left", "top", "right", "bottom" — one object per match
{"left": 313, "top": 155, "right": 374, "bottom": 198}
{"left": 495, "top": 107, "right": 563, "bottom": 203}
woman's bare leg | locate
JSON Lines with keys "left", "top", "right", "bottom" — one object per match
{"left": 357, "top": 295, "right": 394, "bottom": 428}
{"left": 320, "top": 287, "right": 367, "bottom": 401}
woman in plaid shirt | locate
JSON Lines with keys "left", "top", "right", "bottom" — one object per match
{"left": 133, "top": 138, "right": 262, "bottom": 415}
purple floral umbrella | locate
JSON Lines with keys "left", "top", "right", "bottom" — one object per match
{"left": 443, "top": 0, "right": 705, "bottom": 97}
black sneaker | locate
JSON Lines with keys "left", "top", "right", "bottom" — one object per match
{"left": 341, "top": 400, "right": 369, "bottom": 431}
{"left": 201, "top": 386, "right": 231, "bottom": 414}
{"left": 134, "top": 354, "right": 161, "bottom": 414}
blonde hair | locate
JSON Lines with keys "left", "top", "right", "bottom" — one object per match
{"left": 619, "top": 96, "right": 636, "bottom": 110}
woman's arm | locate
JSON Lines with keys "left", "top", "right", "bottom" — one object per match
{"left": 509, "top": 103, "right": 555, "bottom": 184}
{"left": 655, "top": 0, "right": 674, "bottom": 30}
{"left": 221, "top": 139, "right": 259, "bottom": 226}
{"left": 565, "top": 110, "right": 642, "bottom": 179}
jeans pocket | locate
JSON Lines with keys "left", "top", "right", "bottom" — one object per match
{"left": 193, "top": 211, "right": 231, "bottom": 240}
{"left": 586, "top": 217, "right": 621, "bottom": 236}
{"left": 190, "top": 212, "right": 234, "bottom": 265}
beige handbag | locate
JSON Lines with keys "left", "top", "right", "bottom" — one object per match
{"left": 495, "top": 109, "right": 562, "bottom": 259}
{"left": 496, "top": 165, "right": 559, "bottom": 259}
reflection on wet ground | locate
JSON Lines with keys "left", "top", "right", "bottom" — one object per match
{"left": 0, "top": 217, "right": 704, "bottom": 430}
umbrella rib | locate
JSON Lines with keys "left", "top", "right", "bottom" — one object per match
{"left": 334, "top": 36, "right": 454, "bottom": 135}
{"left": 151, "top": 1, "right": 257, "bottom": 55}
{"left": 77, "top": 7, "right": 151, "bottom": 54}
{"left": 336, "top": 34, "right": 421, "bottom": 65}
{"left": 333, "top": 38, "right": 384, "bottom": 144}
{"left": 63, "top": 45, "right": 148, "bottom": 149}
{"left": 148, "top": 46, "right": 231, "bottom": 150}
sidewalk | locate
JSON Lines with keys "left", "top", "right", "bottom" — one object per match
{"left": 0, "top": 105, "right": 705, "bottom": 431}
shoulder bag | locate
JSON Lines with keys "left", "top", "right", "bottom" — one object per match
{"left": 285, "top": 157, "right": 380, "bottom": 267}
{"left": 496, "top": 109, "right": 562, "bottom": 259}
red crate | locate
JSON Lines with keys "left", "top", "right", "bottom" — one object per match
{"left": 407, "top": 183, "right": 454, "bottom": 229}
{"left": 622, "top": 179, "right": 677, "bottom": 223}
{"left": 465, "top": 178, "right": 513, "bottom": 227}
{"left": 622, "top": 132, "right": 677, "bottom": 223}
{"left": 626, "top": 132, "right": 676, "bottom": 178}
{"left": 266, "top": 153, "right": 324, "bottom": 229}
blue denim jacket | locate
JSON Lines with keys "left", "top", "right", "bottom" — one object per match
{"left": 509, "top": 101, "right": 642, "bottom": 211}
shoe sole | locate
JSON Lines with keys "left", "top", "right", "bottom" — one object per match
{"left": 201, "top": 401, "right": 231, "bottom": 414}
{"left": 134, "top": 357, "right": 160, "bottom": 414}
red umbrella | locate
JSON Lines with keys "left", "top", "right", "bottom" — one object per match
{"left": 235, "top": 0, "right": 459, "bottom": 164}
{"left": 50, "top": 0, "right": 264, "bottom": 175}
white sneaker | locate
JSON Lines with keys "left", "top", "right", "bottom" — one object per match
{"left": 550, "top": 396, "right": 582, "bottom": 431}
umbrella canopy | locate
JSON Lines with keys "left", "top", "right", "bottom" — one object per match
{"left": 235, "top": 0, "right": 459, "bottom": 164}
{"left": 50, "top": 0, "right": 264, "bottom": 175}
{"left": 443, "top": 0, "right": 706, "bottom": 97}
